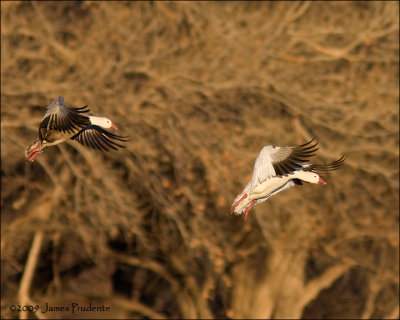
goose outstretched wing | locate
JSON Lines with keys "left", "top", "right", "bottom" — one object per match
{"left": 71, "top": 125, "right": 128, "bottom": 151}
{"left": 252, "top": 138, "right": 319, "bottom": 186}
{"left": 40, "top": 96, "right": 90, "bottom": 135}
{"left": 302, "top": 155, "right": 345, "bottom": 173}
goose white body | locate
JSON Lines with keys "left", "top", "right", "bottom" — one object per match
{"left": 232, "top": 175, "right": 295, "bottom": 214}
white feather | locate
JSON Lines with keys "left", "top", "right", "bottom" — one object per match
{"left": 250, "top": 145, "right": 276, "bottom": 190}
{"left": 88, "top": 116, "right": 113, "bottom": 129}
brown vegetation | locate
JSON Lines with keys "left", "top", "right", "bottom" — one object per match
{"left": 1, "top": 1, "right": 399, "bottom": 319}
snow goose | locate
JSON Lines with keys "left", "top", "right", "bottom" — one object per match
{"left": 25, "top": 96, "right": 128, "bottom": 162}
{"left": 231, "top": 138, "right": 345, "bottom": 220}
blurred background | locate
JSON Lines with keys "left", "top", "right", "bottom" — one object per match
{"left": 1, "top": 1, "right": 399, "bottom": 319}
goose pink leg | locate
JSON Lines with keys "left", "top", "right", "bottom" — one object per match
{"left": 230, "top": 193, "right": 248, "bottom": 214}
{"left": 28, "top": 150, "right": 41, "bottom": 162}
{"left": 244, "top": 199, "right": 257, "bottom": 221}
{"left": 26, "top": 141, "right": 42, "bottom": 162}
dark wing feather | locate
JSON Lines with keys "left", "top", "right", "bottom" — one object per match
{"left": 303, "top": 155, "right": 345, "bottom": 173}
{"left": 271, "top": 138, "right": 319, "bottom": 176}
{"left": 39, "top": 97, "right": 90, "bottom": 138}
{"left": 293, "top": 179, "right": 303, "bottom": 185}
{"left": 71, "top": 125, "right": 128, "bottom": 151}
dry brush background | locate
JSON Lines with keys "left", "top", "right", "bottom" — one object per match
{"left": 1, "top": 1, "right": 399, "bottom": 319}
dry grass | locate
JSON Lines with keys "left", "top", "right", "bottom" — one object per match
{"left": 1, "top": 1, "right": 399, "bottom": 319}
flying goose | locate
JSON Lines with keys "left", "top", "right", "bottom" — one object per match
{"left": 231, "top": 138, "right": 345, "bottom": 220}
{"left": 25, "top": 96, "right": 128, "bottom": 162}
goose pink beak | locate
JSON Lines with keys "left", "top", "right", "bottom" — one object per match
{"left": 318, "top": 177, "right": 327, "bottom": 184}
{"left": 110, "top": 123, "right": 118, "bottom": 130}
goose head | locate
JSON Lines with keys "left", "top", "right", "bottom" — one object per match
{"left": 295, "top": 170, "right": 326, "bottom": 184}
{"left": 89, "top": 116, "right": 118, "bottom": 130}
